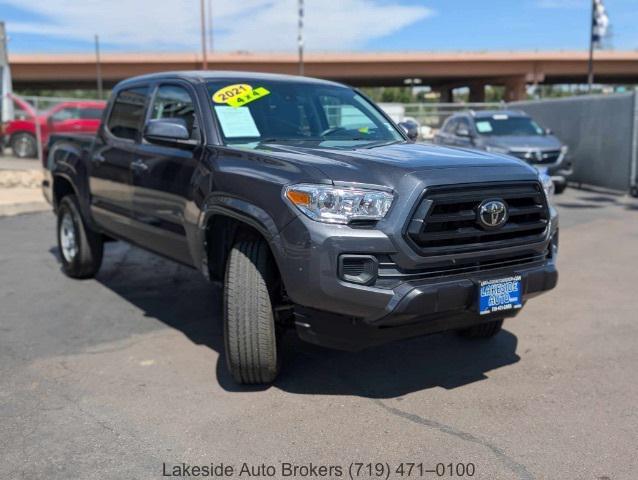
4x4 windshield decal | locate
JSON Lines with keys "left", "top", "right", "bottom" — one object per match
{"left": 212, "top": 83, "right": 270, "bottom": 108}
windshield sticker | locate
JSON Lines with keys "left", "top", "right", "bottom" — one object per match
{"left": 214, "top": 105, "right": 260, "bottom": 137}
{"left": 212, "top": 83, "right": 270, "bottom": 108}
{"left": 475, "top": 121, "right": 493, "bottom": 133}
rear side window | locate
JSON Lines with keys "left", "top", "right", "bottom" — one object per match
{"left": 107, "top": 87, "right": 148, "bottom": 141}
{"left": 150, "top": 85, "right": 200, "bottom": 141}
{"left": 79, "top": 107, "right": 104, "bottom": 120}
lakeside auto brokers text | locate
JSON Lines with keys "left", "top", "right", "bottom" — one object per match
{"left": 162, "top": 461, "right": 477, "bottom": 478}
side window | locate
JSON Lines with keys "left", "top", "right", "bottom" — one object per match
{"left": 79, "top": 107, "right": 104, "bottom": 120}
{"left": 150, "top": 85, "right": 199, "bottom": 141}
{"left": 456, "top": 118, "right": 471, "bottom": 133}
{"left": 318, "top": 95, "right": 376, "bottom": 131}
{"left": 51, "top": 107, "right": 79, "bottom": 122}
{"left": 107, "top": 87, "right": 148, "bottom": 141}
{"left": 443, "top": 118, "right": 457, "bottom": 133}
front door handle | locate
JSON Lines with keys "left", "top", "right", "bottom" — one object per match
{"left": 130, "top": 159, "right": 149, "bottom": 173}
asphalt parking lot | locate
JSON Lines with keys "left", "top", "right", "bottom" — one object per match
{"left": 1, "top": 187, "right": 637, "bottom": 480}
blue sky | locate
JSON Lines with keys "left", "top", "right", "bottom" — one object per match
{"left": 1, "top": 0, "right": 636, "bottom": 54}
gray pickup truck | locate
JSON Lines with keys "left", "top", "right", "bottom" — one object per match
{"left": 44, "top": 71, "right": 559, "bottom": 384}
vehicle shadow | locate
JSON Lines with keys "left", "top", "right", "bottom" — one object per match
{"left": 53, "top": 242, "right": 521, "bottom": 399}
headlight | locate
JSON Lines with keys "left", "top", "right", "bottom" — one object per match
{"left": 284, "top": 183, "right": 394, "bottom": 224}
{"left": 485, "top": 145, "right": 510, "bottom": 155}
{"left": 560, "top": 145, "right": 569, "bottom": 155}
{"left": 537, "top": 168, "right": 554, "bottom": 200}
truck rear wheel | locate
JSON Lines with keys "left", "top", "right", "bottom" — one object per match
{"left": 11, "top": 132, "right": 38, "bottom": 158}
{"left": 57, "top": 195, "right": 104, "bottom": 279}
{"left": 457, "top": 319, "right": 503, "bottom": 338}
{"left": 223, "top": 238, "right": 280, "bottom": 384}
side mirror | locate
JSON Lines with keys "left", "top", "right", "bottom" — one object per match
{"left": 398, "top": 121, "right": 419, "bottom": 142}
{"left": 144, "top": 118, "right": 190, "bottom": 144}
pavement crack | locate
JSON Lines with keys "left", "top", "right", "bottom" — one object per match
{"left": 372, "top": 399, "right": 534, "bottom": 480}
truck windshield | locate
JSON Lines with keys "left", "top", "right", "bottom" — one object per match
{"left": 474, "top": 116, "right": 545, "bottom": 136}
{"left": 207, "top": 80, "right": 403, "bottom": 147}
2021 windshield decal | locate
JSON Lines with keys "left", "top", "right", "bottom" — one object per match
{"left": 212, "top": 84, "right": 271, "bottom": 108}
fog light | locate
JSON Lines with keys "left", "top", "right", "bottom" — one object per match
{"left": 338, "top": 255, "right": 378, "bottom": 285}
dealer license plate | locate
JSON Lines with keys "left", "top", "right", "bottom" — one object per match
{"left": 478, "top": 276, "right": 522, "bottom": 315}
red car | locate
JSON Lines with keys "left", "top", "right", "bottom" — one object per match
{"left": 2, "top": 96, "right": 106, "bottom": 158}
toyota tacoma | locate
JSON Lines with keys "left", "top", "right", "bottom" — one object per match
{"left": 44, "top": 72, "right": 559, "bottom": 384}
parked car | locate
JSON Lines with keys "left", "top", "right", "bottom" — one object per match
{"left": 433, "top": 110, "right": 573, "bottom": 193}
{"left": 2, "top": 96, "right": 106, "bottom": 158}
{"left": 44, "top": 72, "right": 558, "bottom": 384}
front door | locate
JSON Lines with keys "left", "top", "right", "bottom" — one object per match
{"left": 89, "top": 86, "right": 149, "bottom": 240}
{"left": 129, "top": 83, "right": 203, "bottom": 265}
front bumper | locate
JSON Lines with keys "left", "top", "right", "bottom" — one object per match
{"left": 275, "top": 202, "right": 559, "bottom": 351}
{"left": 293, "top": 258, "right": 557, "bottom": 351}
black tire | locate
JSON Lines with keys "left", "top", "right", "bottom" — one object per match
{"left": 224, "top": 238, "right": 280, "bottom": 384}
{"left": 10, "top": 132, "right": 37, "bottom": 158}
{"left": 457, "top": 319, "right": 504, "bottom": 338}
{"left": 630, "top": 185, "right": 638, "bottom": 198}
{"left": 57, "top": 195, "right": 103, "bottom": 279}
{"left": 554, "top": 181, "right": 567, "bottom": 194}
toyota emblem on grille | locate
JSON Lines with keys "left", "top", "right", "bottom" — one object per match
{"left": 477, "top": 199, "right": 508, "bottom": 229}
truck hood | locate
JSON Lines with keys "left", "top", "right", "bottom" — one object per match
{"left": 255, "top": 141, "right": 539, "bottom": 187}
{"left": 483, "top": 135, "right": 563, "bottom": 151}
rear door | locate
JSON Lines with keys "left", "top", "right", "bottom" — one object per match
{"left": 89, "top": 86, "right": 149, "bottom": 239}
{"left": 128, "top": 82, "right": 204, "bottom": 265}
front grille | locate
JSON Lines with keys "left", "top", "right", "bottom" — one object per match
{"left": 511, "top": 149, "right": 561, "bottom": 165}
{"left": 406, "top": 182, "right": 549, "bottom": 254}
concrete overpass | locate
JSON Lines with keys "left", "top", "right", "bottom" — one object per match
{"left": 9, "top": 51, "right": 638, "bottom": 101}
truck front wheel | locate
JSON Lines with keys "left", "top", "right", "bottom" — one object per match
{"left": 457, "top": 319, "right": 503, "bottom": 338}
{"left": 57, "top": 195, "right": 104, "bottom": 278}
{"left": 10, "top": 132, "right": 38, "bottom": 158}
{"left": 223, "top": 238, "right": 280, "bottom": 384}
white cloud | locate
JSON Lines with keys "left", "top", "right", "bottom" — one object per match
{"left": 5, "top": 0, "right": 433, "bottom": 51}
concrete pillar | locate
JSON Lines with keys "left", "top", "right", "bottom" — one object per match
{"left": 469, "top": 82, "right": 486, "bottom": 103}
{"left": 504, "top": 76, "right": 527, "bottom": 102}
{"left": 436, "top": 86, "right": 454, "bottom": 103}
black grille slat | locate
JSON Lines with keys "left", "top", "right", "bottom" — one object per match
{"left": 407, "top": 182, "right": 549, "bottom": 254}
{"left": 508, "top": 204, "right": 544, "bottom": 216}
{"left": 422, "top": 220, "right": 548, "bottom": 242}
{"left": 427, "top": 210, "right": 476, "bottom": 222}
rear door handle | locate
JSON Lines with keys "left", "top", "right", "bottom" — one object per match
{"left": 92, "top": 153, "right": 106, "bottom": 165}
{"left": 130, "top": 159, "right": 149, "bottom": 173}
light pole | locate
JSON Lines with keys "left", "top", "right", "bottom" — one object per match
{"left": 208, "top": 0, "right": 213, "bottom": 52}
{"left": 200, "top": 0, "right": 208, "bottom": 70}
{"left": 298, "top": 0, "right": 304, "bottom": 76}
{"left": 587, "top": 0, "right": 595, "bottom": 92}
{"left": 95, "top": 34, "right": 103, "bottom": 100}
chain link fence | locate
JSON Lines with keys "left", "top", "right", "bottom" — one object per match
{"left": 3, "top": 92, "right": 637, "bottom": 195}
{"left": 512, "top": 91, "right": 638, "bottom": 194}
